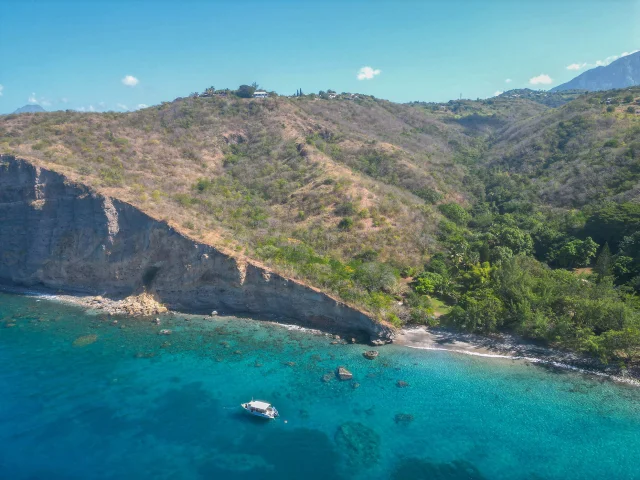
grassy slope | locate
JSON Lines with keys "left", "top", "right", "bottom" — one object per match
{"left": 0, "top": 95, "right": 477, "bottom": 318}
{"left": 484, "top": 86, "right": 640, "bottom": 206}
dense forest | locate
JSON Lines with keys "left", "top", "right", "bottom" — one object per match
{"left": 2, "top": 85, "right": 640, "bottom": 364}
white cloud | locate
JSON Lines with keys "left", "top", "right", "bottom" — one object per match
{"left": 529, "top": 74, "right": 553, "bottom": 85}
{"left": 116, "top": 103, "right": 129, "bottom": 110}
{"left": 505, "top": 78, "right": 512, "bottom": 84}
{"left": 566, "top": 63, "right": 587, "bottom": 70}
{"left": 357, "top": 66, "right": 381, "bottom": 80}
{"left": 88, "top": 105, "right": 95, "bottom": 112}
{"left": 60, "top": 97, "right": 68, "bottom": 103}
{"left": 98, "top": 101, "right": 106, "bottom": 107}
{"left": 77, "top": 106, "right": 86, "bottom": 112}
{"left": 137, "top": 104, "right": 148, "bottom": 109}
{"left": 28, "top": 92, "right": 51, "bottom": 106}
{"left": 590, "top": 50, "right": 639, "bottom": 68}
{"left": 0, "top": 84, "right": 3, "bottom": 96}
{"left": 595, "top": 56, "right": 618, "bottom": 67}
{"left": 494, "top": 91, "right": 503, "bottom": 97}
{"left": 121, "top": 75, "right": 139, "bottom": 87}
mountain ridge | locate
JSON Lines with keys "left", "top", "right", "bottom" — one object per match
{"left": 13, "top": 104, "right": 46, "bottom": 114}
{"left": 552, "top": 51, "right": 640, "bottom": 92}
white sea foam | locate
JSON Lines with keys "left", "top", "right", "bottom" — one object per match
{"left": 405, "top": 344, "right": 640, "bottom": 386}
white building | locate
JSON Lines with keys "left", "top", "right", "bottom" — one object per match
{"left": 253, "top": 90, "right": 268, "bottom": 98}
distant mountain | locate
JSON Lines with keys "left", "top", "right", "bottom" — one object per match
{"left": 551, "top": 51, "right": 640, "bottom": 92}
{"left": 13, "top": 104, "right": 46, "bottom": 114}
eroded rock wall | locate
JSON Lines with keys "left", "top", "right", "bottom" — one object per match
{"left": 0, "top": 155, "right": 393, "bottom": 342}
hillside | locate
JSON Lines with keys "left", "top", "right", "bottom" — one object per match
{"left": 2, "top": 88, "right": 640, "bottom": 362}
{"left": 485, "top": 86, "right": 640, "bottom": 206}
{"left": 496, "top": 88, "right": 586, "bottom": 108}
{"left": 552, "top": 51, "right": 640, "bottom": 92}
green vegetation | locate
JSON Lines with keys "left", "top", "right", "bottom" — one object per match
{"left": 3, "top": 84, "right": 640, "bottom": 364}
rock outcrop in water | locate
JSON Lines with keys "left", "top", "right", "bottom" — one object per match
{"left": 0, "top": 155, "right": 393, "bottom": 343}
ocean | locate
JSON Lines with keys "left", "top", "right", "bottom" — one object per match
{"left": 0, "top": 291, "right": 639, "bottom": 480}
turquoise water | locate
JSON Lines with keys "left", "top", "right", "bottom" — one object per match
{"left": 1, "top": 292, "right": 639, "bottom": 479}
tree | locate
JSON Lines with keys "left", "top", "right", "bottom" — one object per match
{"left": 438, "top": 203, "right": 470, "bottom": 226}
{"left": 236, "top": 85, "right": 256, "bottom": 98}
{"left": 594, "top": 243, "right": 613, "bottom": 278}
{"left": 413, "top": 272, "right": 444, "bottom": 295}
{"left": 627, "top": 106, "right": 636, "bottom": 114}
{"left": 584, "top": 202, "right": 640, "bottom": 250}
{"left": 449, "top": 290, "right": 504, "bottom": 332}
{"left": 490, "top": 226, "right": 534, "bottom": 255}
{"left": 553, "top": 237, "right": 597, "bottom": 268}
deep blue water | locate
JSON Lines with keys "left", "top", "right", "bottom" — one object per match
{"left": 1, "top": 292, "right": 639, "bottom": 480}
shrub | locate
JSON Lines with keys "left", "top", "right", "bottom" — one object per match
{"left": 337, "top": 217, "right": 354, "bottom": 230}
{"left": 415, "top": 186, "right": 443, "bottom": 204}
{"left": 387, "top": 313, "right": 403, "bottom": 328}
{"left": 334, "top": 201, "right": 356, "bottom": 216}
{"left": 354, "top": 262, "right": 398, "bottom": 292}
{"left": 413, "top": 272, "right": 444, "bottom": 295}
{"left": 438, "top": 203, "right": 470, "bottom": 225}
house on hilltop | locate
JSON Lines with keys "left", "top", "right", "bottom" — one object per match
{"left": 253, "top": 90, "right": 268, "bottom": 98}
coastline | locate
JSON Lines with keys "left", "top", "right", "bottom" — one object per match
{"left": 396, "top": 326, "right": 640, "bottom": 385}
{"left": 2, "top": 285, "right": 638, "bottom": 385}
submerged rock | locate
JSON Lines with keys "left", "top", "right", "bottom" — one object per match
{"left": 396, "top": 380, "right": 409, "bottom": 388}
{"left": 159, "top": 329, "right": 172, "bottom": 336}
{"left": 134, "top": 352, "right": 156, "bottom": 359}
{"left": 363, "top": 350, "right": 379, "bottom": 360}
{"left": 394, "top": 413, "right": 414, "bottom": 425}
{"left": 391, "top": 458, "right": 488, "bottom": 480}
{"left": 337, "top": 366, "right": 353, "bottom": 381}
{"left": 73, "top": 334, "right": 98, "bottom": 347}
{"left": 322, "top": 373, "right": 334, "bottom": 383}
{"left": 334, "top": 421, "right": 380, "bottom": 468}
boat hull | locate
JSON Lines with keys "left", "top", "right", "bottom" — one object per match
{"left": 241, "top": 403, "right": 279, "bottom": 419}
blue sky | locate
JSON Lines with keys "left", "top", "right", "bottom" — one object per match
{"left": 0, "top": 0, "right": 638, "bottom": 113}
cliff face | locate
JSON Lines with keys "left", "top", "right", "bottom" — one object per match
{"left": 0, "top": 155, "right": 393, "bottom": 342}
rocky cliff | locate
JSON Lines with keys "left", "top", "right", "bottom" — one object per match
{"left": 0, "top": 155, "right": 393, "bottom": 343}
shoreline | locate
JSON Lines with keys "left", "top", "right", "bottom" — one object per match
{"left": 3, "top": 285, "right": 639, "bottom": 385}
{"left": 396, "top": 326, "right": 640, "bottom": 386}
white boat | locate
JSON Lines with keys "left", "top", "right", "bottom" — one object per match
{"left": 241, "top": 400, "right": 279, "bottom": 419}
